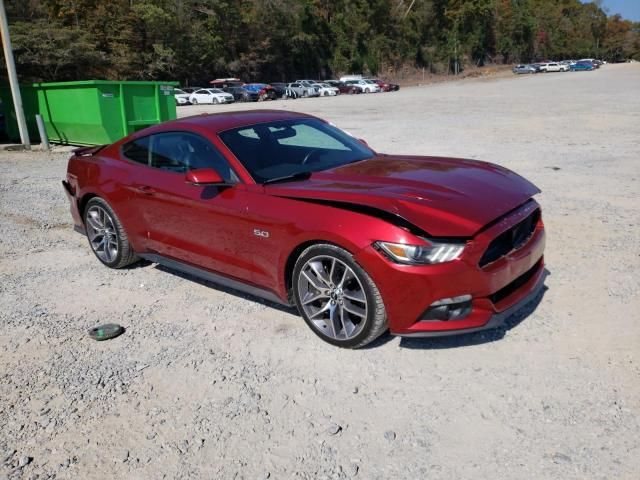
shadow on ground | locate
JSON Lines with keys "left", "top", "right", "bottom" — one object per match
{"left": 149, "top": 260, "right": 549, "bottom": 350}
{"left": 153, "top": 263, "right": 297, "bottom": 315}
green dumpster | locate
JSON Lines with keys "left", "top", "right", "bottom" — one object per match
{"left": 1, "top": 80, "right": 178, "bottom": 146}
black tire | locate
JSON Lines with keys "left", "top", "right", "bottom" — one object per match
{"left": 292, "top": 244, "right": 387, "bottom": 348}
{"left": 84, "top": 197, "right": 138, "bottom": 269}
{"left": 192, "top": 98, "right": 198, "bottom": 105}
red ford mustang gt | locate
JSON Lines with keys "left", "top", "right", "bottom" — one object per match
{"left": 63, "top": 110, "right": 545, "bottom": 348}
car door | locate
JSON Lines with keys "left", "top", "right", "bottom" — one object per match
{"left": 192, "top": 89, "right": 205, "bottom": 103}
{"left": 121, "top": 131, "right": 255, "bottom": 282}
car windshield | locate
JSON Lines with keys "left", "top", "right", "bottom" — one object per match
{"left": 219, "top": 119, "right": 374, "bottom": 184}
{"left": 210, "top": 88, "right": 224, "bottom": 93}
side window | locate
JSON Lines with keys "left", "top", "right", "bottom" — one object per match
{"left": 149, "top": 132, "right": 238, "bottom": 182}
{"left": 122, "top": 136, "right": 151, "bottom": 165}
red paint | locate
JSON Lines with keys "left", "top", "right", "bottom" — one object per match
{"left": 65, "top": 110, "right": 545, "bottom": 336}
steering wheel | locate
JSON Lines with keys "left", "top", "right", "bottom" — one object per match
{"left": 301, "top": 149, "right": 322, "bottom": 165}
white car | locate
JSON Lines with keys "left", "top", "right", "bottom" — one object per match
{"left": 344, "top": 79, "right": 381, "bottom": 93}
{"left": 539, "top": 62, "right": 569, "bottom": 72}
{"left": 313, "top": 83, "right": 339, "bottom": 96}
{"left": 339, "top": 75, "right": 363, "bottom": 82}
{"left": 174, "top": 88, "right": 191, "bottom": 105}
{"left": 188, "top": 88, "right": 235, "bottom": 105}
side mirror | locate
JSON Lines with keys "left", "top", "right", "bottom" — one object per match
{"left": 185, "top": 168, "right": 228, "bottom": 186}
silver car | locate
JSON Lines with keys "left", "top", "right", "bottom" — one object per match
{"left": 287, "top": 82, "right": 320, "bottom": 98}
{"left": 512, "top": 64, "right": 536, "bottom": 74}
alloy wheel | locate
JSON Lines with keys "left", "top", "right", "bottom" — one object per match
{"left": 297, "top": 255, "right": 368, "bottom": 341}
{"left": 86, "top": 205, "right": 118, "bottom": 263}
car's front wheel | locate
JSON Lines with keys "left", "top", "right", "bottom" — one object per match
{"left": 84, "top": 197, "right": 138, "bottom": 269}
{"left": 292, "top": 244, "right": 387, "bottom": 348}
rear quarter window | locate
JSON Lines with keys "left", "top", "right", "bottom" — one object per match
{"left": 122, "top": 137, "right": 150, "bottom": 165}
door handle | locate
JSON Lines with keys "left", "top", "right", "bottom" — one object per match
{"left": 135, "top": 185, "right": 155, "bottom": 195}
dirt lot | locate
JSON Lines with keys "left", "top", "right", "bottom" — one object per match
{"left": 1, "top": 64, "right": 639, "bottom": 480}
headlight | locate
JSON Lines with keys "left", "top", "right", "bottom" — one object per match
{"left": 375, "top": 239, "right": 465, "bottom": 265}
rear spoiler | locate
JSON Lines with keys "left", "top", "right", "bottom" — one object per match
{"left": 73, "top": 145, "right": 107, "bottom": 157}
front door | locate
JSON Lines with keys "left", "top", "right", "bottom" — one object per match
{"left": 122, "top": 131, "right": 254, "bottom": 282}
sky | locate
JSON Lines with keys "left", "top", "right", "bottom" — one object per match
{"left": 583, "top": 0, "right": 640, "bottom": 21}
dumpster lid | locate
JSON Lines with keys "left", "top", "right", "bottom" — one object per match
{"left": 31, "top": 80, "right": 179, "bottom": 88}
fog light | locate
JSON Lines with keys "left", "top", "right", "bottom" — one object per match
{"left": 421, "top": 295, "right": 472, "bottom": 321}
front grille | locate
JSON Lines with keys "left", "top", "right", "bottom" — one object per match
{"left": 490, "top": 258, "right": 542, "bottom": 305}
{"left": 479, "top": 209, "right": 540, "bottom": 267}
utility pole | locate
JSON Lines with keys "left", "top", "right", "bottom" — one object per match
{"left": 454, "top": 23, "right": 459, "bottom": 76}
{"left": 0, "top": 0, "right": 30, "bottom": 149}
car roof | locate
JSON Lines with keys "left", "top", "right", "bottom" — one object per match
{"left": 133, "top": 110, "right": 319, "bottom": 137}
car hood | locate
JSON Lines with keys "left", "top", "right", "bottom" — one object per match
{"left": 265, "top": 155, "right": 540, "bottom": 237}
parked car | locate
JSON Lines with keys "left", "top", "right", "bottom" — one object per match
{"left": 313, "top": 83, "right": 339, "bottom": 96}
{"left": 529, "top": 63, "right": 542, "bottom": 73}
{"left": 269, "top": 83, "right": 289, "bottom": 98}
{"left": 174, "top": 88, "right": 191, "bottom": 105}
{"left": 295, "top": 80, "right": 322, "bottom": 96}
{"left": 209, "top": 78, "right": 244, "bottom": 89}
{"left": 538, "top": 62, "right": 567, "bottom": 72}
{"left": 512, "top": 64, "right": 537, "bottom": 74}
{"left": 324, "top": 80, "right": 362, "bottom": 94}
{"left": 344, "top": 79, "right": 380, "bottom": 93}
{"left": 63, "top": 110, "right": 545, "bottom": 348}
{"left": 370, "top": 79, "right": 400, "bottom": 92}
{"left": 188, "top": 88, "right": 235, "bottom": 105}
{"left": 224, "top": 86, "right": 259, "bottom": 102}
{"left": 578, "top": 59, "right": 600, "bottom": 68}
{"left": 287, "top": 82, "right": 319, "bottom": 97}
{"left": 243, "top": 83, "right": 278, "bottom": 101}
{"left": 339, "top": 75, "right": 363, "bottom": 82}
{"left": 570, "top": 61, "right": 595, "bottom": 71}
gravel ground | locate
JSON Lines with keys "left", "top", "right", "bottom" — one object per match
{"left": 1, "top": 64, "right": 639, "bottom": 480}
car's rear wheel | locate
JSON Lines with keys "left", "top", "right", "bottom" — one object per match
{"left": 84, "top": 198, "right": 138, "bottom": 269}
{"left": 292, "top": 244, "right": 387, "bottom": 348}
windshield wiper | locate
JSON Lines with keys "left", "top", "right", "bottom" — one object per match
{"left": 262, "top": 171, "right": 312, "bottom": 185}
